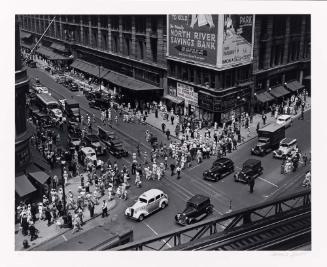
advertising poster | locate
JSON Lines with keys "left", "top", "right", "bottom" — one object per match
{"left": 177, "top": 82, "right": 198, "bottom": 106}
{"left": 222, "top": 15, "right": 254, "bottom": 66}
{"left": 168, "top": 14, "right": 218, "bottom": 66}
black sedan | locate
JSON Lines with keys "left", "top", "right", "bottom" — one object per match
{"left": 203, "top": 157, "right": 234, "bottom": 182}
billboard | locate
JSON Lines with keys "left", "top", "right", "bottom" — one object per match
{"left": 168, "top": 15, "right": 218, "bottom": 66}
{"left": 222, "top": 15, "right": 254, "bottom": 66}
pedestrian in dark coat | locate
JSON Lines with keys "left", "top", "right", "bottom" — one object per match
{"left": 45, "top": 208, "right": 52, "bottom": 226}
{"left": 166, "top": 129, "right": 171, "bottom": 140}
{"left": 170, "top": 163, "right": 176, "bottom": 176}
{"left": 102, "top": 200, "right": 108, "bottom": 217}
{"left": 161, "top": 122, "right": 166, "bottom": 133}
{"left": 249, "top": 177, "right": 255, "bottom": 193}
{"left": 21, "top": 214, "right": 29, "bottom": 236}
{"left": 171, "top": 115, "right": 175, "bottom": 125}
{"left": 88, "top": 201, "right": 95, "bottom": 218}
{"left": 262, "top": 114, "right": 267, "bottom": 125}
{"left": 29, "top": 223, "right": 38, "bottom": 241}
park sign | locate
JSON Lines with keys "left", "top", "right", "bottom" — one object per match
{"left": 168, "top": 14, "right": 219, "bottom": 66}
{"left": 168, "top": 14, "right": 254, "bottom": 69}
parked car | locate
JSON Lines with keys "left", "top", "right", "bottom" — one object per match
{"left": 89, "top": 98, "right": 111, "bottom": 110}
{"left": 68, "top": 135, "right": 82, "bottom": 150}
{"left": 67, "top": 121, "right": 82, "bottom": 137}
{"left": 107, "top": 139, "right": 129, "bottom": 158}
{"left": 273, "top": 138, "right": 298, "bottom": 159}
{"left": 125, "top": 189, "right": 168, "bottom": 221}
{"left": 97, "top": 126, "right": 116, "bottom": 146}
{"left": 234, "top": 159, "right": 263, "bottom": 183}
{"left": 175, "top": 195, "right": 213, "bottom": 226}
{"left": 78, "top": 147, "right": 103, "bottom": 168}
{"left": 49, "top": 108, "right": 64, "bottom": 123}
{"left": 276, "top": 114, "right": 293, "bottom": 128}
{"left": 68, "top": 82, "right": 79, "bottom": 92}
{"left": 83, "top": 134, "right": 106, "bottom": 156}
{"left": 203, "top": 158, "right": 234, "bottom": 182}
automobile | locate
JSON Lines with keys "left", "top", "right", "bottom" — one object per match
{"left": 67, "top": 121, "right": 82, "bottom": 137}
{"left": 273, "top": 138, "right": 298, "bottom": 159}
{"left": 35, "top": 86, "right": 49, "bottom": 95}
{"left": 56, "top": 75, "right": 67, "bottom": 84}
{"left": 78, "top": 147, "right": 103, "bottom": 168}
{"left": 68, "top": 135, "right": 82, "bottom": 150}
{"left": 83, "top": 134, "right": 106, "bottom": 156}
{"left": 49, "top": 108, "right": 64, "bottom": 123}
{"left": 276, "top": 114, "right": 293, "bottom": 128}
{"left": 175, "top": 195, "right": 213, "bottom": 226}
{"left": 234, "top": 159, "right": 263, "bottom": 183}
{"left": 88, "top": 98, "right": 111, "bottom": 110}
{"left": 97, "top": 126, "right": 116, "bottom": 146}
{"left": 107, "top": 138, "right": 129, "bottom": 158}
{"left": 30, "top": 110, "right": 53, "bottom": 128}
{"left": 125, "top": 189, "right": 168, "bottom": 221}
{"left": 203, "top": 158, "right": 234, "bottom": 182}
{"left": 69, "top": 82, "right": 79, "bottom": 92}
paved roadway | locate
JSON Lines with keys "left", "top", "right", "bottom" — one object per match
{"left": 27, "top": 67, "right": 311, "bottom": 250}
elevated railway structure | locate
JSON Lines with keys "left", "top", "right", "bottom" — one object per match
{"left": 114, "top": 189, "right": 311, "bottom": 251}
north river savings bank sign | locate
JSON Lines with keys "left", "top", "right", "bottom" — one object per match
{"left": 168, "top": 14, "right": 254, "bottom": 68}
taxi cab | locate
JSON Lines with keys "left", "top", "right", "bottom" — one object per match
{"left": 125, "top": 189, "right": 168, "bottom": 221}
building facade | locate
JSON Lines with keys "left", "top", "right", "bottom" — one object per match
{"left": 17, "top": 14, "right": 310, "bottom": 124}
{"left": 15, "top": 17, "right": 32, "bottom": 173}
{"left": 18, "top": 15, "right": 167, "bottom": 106}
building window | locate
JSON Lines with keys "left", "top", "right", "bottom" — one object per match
{"left": 111, "top": 15, "right": 119, "bottom": 30}
{"left": 91, "top": 15, "right": 98, "bottom": 27}
{"left": 111, "top": 33, "right": 119, "bottom": 53}
{"left": 273, "top": 15, "right": 286, "bottom": 37}
{"left": 101, "top": 30, "right": 108, "bottom": 50}
{"left": 82, "top": 15, "right": 89, "bottom": 26}
{"left": 189, "top": 67, "right": 194, "bottom": 83}
{"left": 203, "top": 72, "right": 210, "bottom": 87}
{"left": 150, "top": 38, "right": 157, "bottom": 62}
{"left": 92, "top": 29, "right": 98, "bottom": 48}
{"left": 181, "top": 66, "right": 188, "bottom": 81}
{"left": 135, "top": 16, "right": 146, "bottom": 33}
{"left": 258, "top": 44, "right": 266, "bottom": 69}
{"left": 137, "top": 39, "right": 145, "bottom": 59}
{"left": 151, "top": 16, "right": 157, "bottom": 34}
{"left": 122, "top": 16, "right": 132, "bottom": 31}
{"left": 260, "top": 16, "right": 269, "bottom": 40}
{"left": 74, "top": 15, "right": 80, "bottom": 24}
{"left": 100, "top": 15, "right": 108, "bottom": 28}
{"left": 83, "top": 27, "right": 89, "bottom": 46}
{"left": 290, "top": 15, "right": 302, "bottom": 34}
{"left": 123, "top": 36, "right": 131, "bottom": 56}
{"left": 224, "top": 71, "right": 232, "bottom": 88}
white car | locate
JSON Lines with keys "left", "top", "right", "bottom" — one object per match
{"left": 79, "top": 147, "right": 103, "bottom": 167}
{"left": 35, "top": 86, "right": 49, "bottom": 95}
{"left": 276, "top": 115, "right": 293, "bottom": 128}
{"left": 273, "top": 138, "right": 297, "bottom": 159}
{"left": 50, "top": 108, "right": 63, "bottom": 123}
{"left": 125, "top": 189, "right": 168, "bottom": 221}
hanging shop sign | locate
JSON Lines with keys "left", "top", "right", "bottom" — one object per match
{"left": 177, "top": 82, "right": 198, "bottom": 106}
{"left": 168, "top": 14, "right": 219, "bottom": 66}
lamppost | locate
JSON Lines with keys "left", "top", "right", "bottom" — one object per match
{"left": 61, "top": 160, "right": 67, "bottom": 216}
{"left": 236, "top": 96, "right": 246, "bottom": 143}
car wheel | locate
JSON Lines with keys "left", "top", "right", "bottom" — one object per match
{"left": 161, "top": 202, "right": 167, "bottom": 209}
{"left": 138, "top": 214, "right": 144, "bottom": 221}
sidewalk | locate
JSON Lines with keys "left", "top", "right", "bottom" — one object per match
{"left": 143, "top": 97, "right": 311, "bottom": 147}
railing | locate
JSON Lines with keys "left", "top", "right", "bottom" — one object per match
{"left": 113, "top": 189, "right": 311, "bottom": 251}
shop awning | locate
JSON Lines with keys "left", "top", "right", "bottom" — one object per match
{"left": 285, "top": 81, "right": 305, "bottom": 92}
{"left": 70, "top": 59, "right": 109, "bottom": 78}
{"left": 15, "top": 175, "right": 37, "bottom": 197}
{"left": 20, "top": 31, "right": 32, "bottom": 39}
{"left": 36, "top": 46, "right": 70, "bottom": 61}
{"left": 163, "top": 94, "right": 184, "bottom": 104}
{"left": 255, "top": 91, "right": 275, "bottom": 103}
{"left": 20, "top": 42, "right": 34, "bottom": 50}
{"left": 28, "top": 171, "right": 50, "bottom": 185}
{"left": 103, "top": 71, "right": 163, "bottom": 91}
{"left": 269, "top": 86, "right": 290, "bottom": 98}
{"left": 50, "top": 42, "right": 68, "bottom": 52}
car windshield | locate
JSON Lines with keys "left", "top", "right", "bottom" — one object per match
{"left": 186, "top": 202, "right": 197, "bottom": 209}
{"left": 138, "top": 198, "right": 147, "bottom": 203}
{"left": 278, "top": 118, "right": 286, "bottom": 122}
{"left": 280, "top": 143, "right": 290, "bottom": 148}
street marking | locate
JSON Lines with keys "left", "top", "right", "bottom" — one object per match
{"left": 62, "top": 235, "right": 67, "bottom": 241}
{"left": 143, "top": 222, "right": 172, "bottom": 248}
{"left": 257, "top": 177, "right": 279, "bottom": 188}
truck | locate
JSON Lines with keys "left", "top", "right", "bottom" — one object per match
{"left": 251, "top": 123, "right": 285, "bottom": 156}
{"left": 65, "top": 99, "right": 81, "bottom": 122}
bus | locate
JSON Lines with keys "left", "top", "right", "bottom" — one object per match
{"left": 35, "top": 93, "right": 59, "bottom": 112}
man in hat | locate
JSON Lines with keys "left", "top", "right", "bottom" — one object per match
{"left": 102, "top": 200, "right": 108, "bottom": 217}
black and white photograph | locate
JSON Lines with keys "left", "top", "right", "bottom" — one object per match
{"left": 3, "top": 0, "right": 327, "bottom": 266}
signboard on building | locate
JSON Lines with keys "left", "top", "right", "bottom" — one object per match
{"left": 222, "top": 15, "right": 254, "bottom": 66}
{"left": 168, "top": 15, "right": 219, "bottom": 66}
{"left": 177, "top": 82, "right": 198, "bottom": 106}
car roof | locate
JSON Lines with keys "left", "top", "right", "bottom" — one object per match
{"left": 281, "top": 137, "right": 297, "bottom": 144}
{"left": 278, "top": 115, "right": 291, "bottom": 119}
{"left": 188, "top": 195, "right": 210, "bottom": 205}
{"left": 81, "top": 147, "right": 95, "bottom": 154}
{"left": 139, "top": 189, "right": 164, "bottom": 199}
{"left": 215, "top": 157, "right": 231, "bottom": 164}
{"left": 243, "top": 159, "right": 261, "bottom": 166}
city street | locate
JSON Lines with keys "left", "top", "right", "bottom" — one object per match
{"left": 25, "top": 67, "right": 311, "bottom": 250}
